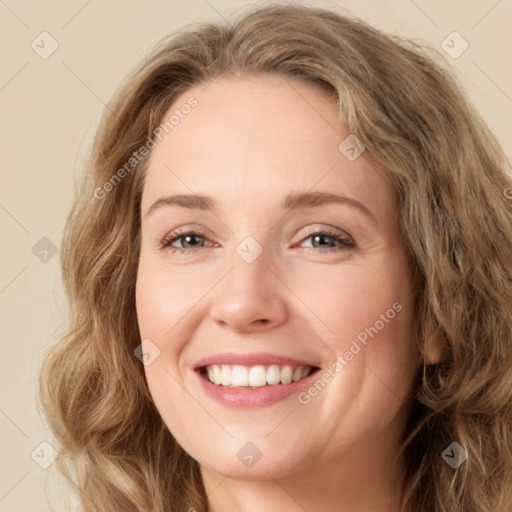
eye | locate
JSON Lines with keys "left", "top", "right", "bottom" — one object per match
{"left": 297, "top": 229, "right": 355, "bottom": 252}
{"left": 161, "top": 231, "right": 213, "bottom": 252}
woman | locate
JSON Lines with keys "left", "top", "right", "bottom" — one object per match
{"left": 39, "top": 4, "right": 512, "bottom": 511}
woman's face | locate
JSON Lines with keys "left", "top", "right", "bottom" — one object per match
{"left": 136, "top": 74, "right": 421, "bottom": 480}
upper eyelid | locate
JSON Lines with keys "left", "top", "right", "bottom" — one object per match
{"left": 163, "top": 226, "right": 350, "bottom": 240}
{"left": 163, "top": 222, "right": 351, "bottom": 238}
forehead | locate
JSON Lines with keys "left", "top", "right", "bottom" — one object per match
{"left": 141, "top": 75, "right": 394, "bottom": 220}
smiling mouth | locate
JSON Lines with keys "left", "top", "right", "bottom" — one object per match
{"left": 199, "top": 364, "right": 320, "bottom": 387}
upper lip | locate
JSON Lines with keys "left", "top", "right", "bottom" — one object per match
{"left": 194, "top": 352, "right": 319, "bottom": 369}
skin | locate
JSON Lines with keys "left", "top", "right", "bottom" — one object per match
{"left": 135, "top": 74, "right": 441, "bottom": 512}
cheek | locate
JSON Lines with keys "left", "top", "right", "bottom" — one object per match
{"left": 135, "top": 258, "right": 201, "bottom": 339}
{"left": 135, "top": 261, "right": 189, "bottom": 401}
{"left": 292, "top": 257, "right": 411, "bottom": 346}
{"left": 297, "top": 256, "right": 418, "bottom": 409}
{"left": 135, "top": 265, "right": 191, "bottom": 434}
{"left": 135, "top": 258, "right": 209, "bottom": 398}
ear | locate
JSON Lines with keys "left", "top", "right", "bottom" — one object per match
{"left": 423, "top": 326, "right": 445, "bottom": 365}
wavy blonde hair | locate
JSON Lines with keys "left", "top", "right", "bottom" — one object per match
{"left": 39, "top": 4, "right": 512, "bottom": 511}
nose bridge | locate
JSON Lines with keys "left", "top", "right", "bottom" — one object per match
{"left": 209, "top": 233, "right": 287, "bottom": 332}
{"left": 225, "top": 233, "right": 274, "bottom": 298}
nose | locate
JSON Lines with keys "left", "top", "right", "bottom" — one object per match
{"left": 209, "top": 243, "right": 288, "bottom": 334}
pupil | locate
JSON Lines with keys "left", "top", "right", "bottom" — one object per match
{"left": 185, "top": 235, "right": 200, "bottom": 247}
{"left": 314, "top": 235, "right": 334, "bottom": 247}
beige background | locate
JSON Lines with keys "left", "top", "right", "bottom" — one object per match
{"left": 0, "top": 0, "right": 511, "bottom": 510}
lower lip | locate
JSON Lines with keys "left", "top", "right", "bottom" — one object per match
{"left": 194, "top": 369, "right": 319, "bottom": 408}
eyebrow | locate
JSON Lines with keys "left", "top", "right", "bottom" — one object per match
{"left": 145, "top": 191, "right": 377, "bottom": 225}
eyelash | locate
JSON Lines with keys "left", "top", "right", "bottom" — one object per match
{"left": 160, "top": 228, "right": 355, "bottom": 254}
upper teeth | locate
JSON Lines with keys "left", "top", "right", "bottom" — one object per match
{"left": 206, "top": 364, "right": 312, "bottom": 387}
